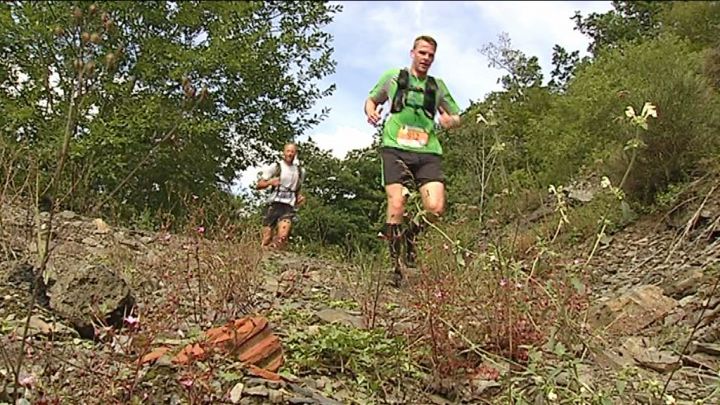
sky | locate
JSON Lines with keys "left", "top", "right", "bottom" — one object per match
{"left": 235, "top": 1, "right": 614, "bottom": 193}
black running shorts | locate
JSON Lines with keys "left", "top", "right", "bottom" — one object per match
{"left": 262, "top": 202, "right": 296, "bottom": 227}
{"left": 380, "top": 147, "right": 444, "bottom": 187}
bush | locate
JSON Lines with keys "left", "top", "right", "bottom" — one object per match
{"left": 539, "top": 32, "right": 720, "bottom": 202}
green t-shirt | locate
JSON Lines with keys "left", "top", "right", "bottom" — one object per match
{"left": 368, "top": 68, "right": 460, "bottom": 155}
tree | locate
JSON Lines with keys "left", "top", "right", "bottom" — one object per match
{"left": 572, "top": 1, "right": 668, "bottom": 55}
{"left": 0, "top": 1, "right": 340, "bottom": 224}
{"left": 292, "top": 139, "right": 385, "bottom": 254}
{"left": 548, "top": 45, "right": 581, "bottom": 93}
{"left": 479, "top": 33, "right": 543, "bottom": 101}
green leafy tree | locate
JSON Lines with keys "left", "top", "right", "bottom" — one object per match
{"left": 658, "top": 1, "right": 720, "bottom": 51}
{"left": 292, "top": 139, "right": 385, "bottom": 254}
{"left": 480, "top": 32, "right": 543, "bottom": 100}
{"left": 0, "top": 1, "right": 340, "bottom": 225}
{"left": 539, "top": 33, "right": 720, "bottom": 201}
{"left": 572, "top": 1, "right": 668, "bottom": 55}
{"left": 548, "top": 45, "right": 581, "bottom": 93}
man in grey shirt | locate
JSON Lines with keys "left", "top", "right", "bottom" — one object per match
{"left": 256, "top": 143, "right": 306, "bottom": 249}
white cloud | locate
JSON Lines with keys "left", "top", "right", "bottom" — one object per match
{"left": 305, "top": 125, "right": 374, "bottom": 160}
{"left": 474, "top": 1, "right": 613, "bottom": 66}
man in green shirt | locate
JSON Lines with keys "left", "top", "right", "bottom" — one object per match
{"left": 364, "top": 35, "right": 461, "bottom": 286}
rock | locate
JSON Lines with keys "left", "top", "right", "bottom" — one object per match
{"left": 675, "top": 367, "right": 720, "bottom": 386}
{"left": 48, "top": 264, "right": 135, "bottom": 339}
{"left": 262, "top": 275, "right": 279, "bottom": 294}
{"left": 93, "top": 218, "right": 111, "bottom": 234}
{"left": 15, "top": 315, "right": 76, "bottom": 337}
{"left": 245, "top": 385, "right": 269, "bottom": 397}
{"left": 58, "top": 210, "right": 77, "bottom": 220}
{"left": 601, "top": 337, "right": 680, "bottom": 373}
{"left": 691, "top": 342, "right": 720, "bottom": 356}
{"left": 81, "top": 236, "right": 101, "bottom": 247}
{"left": 679, "top": 295, "right": 696, "bottom": 307}
{"left": 470, "top": 379, "right": 501, "bottom": 396}
{"left": 287, "top": 398, "right": 315, "bottom": 404}
{"left": 567, "top": 188, "right": 595, "bottom": 203}
{"left": 589, "top": 285, "right": 677, "bottom": 335}
{"left": 634, "top": 349, "right": 680, "bottom": 373}
{"left": 313, "top": 308, "right": 364, "bottom": 329}
{"left": 664, "top": 269, "right": 705, "bottom": 298}
{"left": 229, "top": 382, "right": 244, "bottom": 403}
{"left": 268, "top": 389, "right": 284, "bottom": 403}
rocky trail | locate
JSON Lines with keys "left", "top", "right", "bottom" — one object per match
{"left": 2, "top": 176, "right": 720, "bottom": 404}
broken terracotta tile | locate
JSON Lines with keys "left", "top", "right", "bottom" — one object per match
{"left": 247, "top": 364, "right": 282, "bottom": 381}
{"left": 139, "top": 346, "right": 171, "bottom": 365}
{"left": 141, "top": 316, "right": 284, "bottom": 373}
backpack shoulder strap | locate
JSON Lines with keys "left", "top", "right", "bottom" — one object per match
{"left": 390, "top": 68, "right": 410, "bottom": 114}
{"left": 423, "top": 75, "right": 438, "bottom": 118}
{"left": 273, "top": 160, "right": 282, "bottom": 177}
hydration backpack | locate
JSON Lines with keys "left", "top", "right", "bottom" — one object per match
{"left": 389, "top": 68, "right": 438, "bottom": 119}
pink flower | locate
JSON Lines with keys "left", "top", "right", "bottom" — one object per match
{"left": 19, "top": 373, "right": 35, "bottom": 388}
{"left": 124, "top": 315, "right": 140, "bottom": 328}
{"left": 500, "top": 279, "right": 508, "bottom": 287}
{"left": 443, "top": 243, "right": 450, "bottom": 251}
{"left": 196, "top": 226, "right": 205, "bottom": 234}
{"left": 180, "top": 378, "right": 194, "bottom": 388}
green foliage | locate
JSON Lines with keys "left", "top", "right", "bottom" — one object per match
{"left": 285, "top": 139, "right": 385, "bottom": 254}
{"left": 558, "top": 32, "right": 719, "bottom": 201}
{"left": 572, "top": 1, "right": 668, "bottom": 55}
{"left": 0, "top": 1, "right": 340, "bottom": 225}
{"left": 284, "top": 323, "right": 421, "bottom": 394}
{"left": 548, "top": 45, "right": 581, "bottom": 92}
{"left": 480, "top": 32, "right": 543, "bottom": 98}
{"left": 659, "top": 1, "right": 720, "bottom": 51}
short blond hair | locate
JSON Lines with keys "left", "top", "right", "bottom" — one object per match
{"left": 413, "top": 35, "right": 437, "bottom": 51}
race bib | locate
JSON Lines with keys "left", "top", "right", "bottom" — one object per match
{"left": 397, "top": 125, "right": 429, "bottom": 147}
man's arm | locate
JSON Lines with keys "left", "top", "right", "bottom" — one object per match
{"left": 255, "top": 164, "right": 280, "bottom": 190}
{"left": 437, "top": 79, "right": 462, "bottom": 129}
{"left": 365, "top": 68, "right": 397, "bottom": 126}
{"left": 365, "top": 98, "right": 383, "bottom": 126}
{"left": 256, "top": 177, "right": 279, "bottom": 190}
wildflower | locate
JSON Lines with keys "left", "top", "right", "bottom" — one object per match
{"left": 18, "top": 373, "right": 35, "bottom": 388}
{"left": 476, "top": 112, "right": 488, "bottom": 125}
{"left": 624, "top": 106, "right": 636, "bottom": 118}
{"left": 443, "top": 243, "right": 450, "bottom": 251}
{"left": 600, "top": 176, "right": 612, "bottom": 189}
{"left": 547, "top": 390, "right": 558, "bottom": 401}
{"left": 124, "top": 315, "right": 140, "bottom": 328}
{"left": 500, "top": 279, "right": 508, "bottom": 287}
{"left": 196, "top": 226, "right": 205, "bottom": 234}
{"left": 180, "top": 378, "right": 194, "bottom": 388}
{"left": 641, "top": 102, "right": 657, "bottom": 118}
{"left": 192, "top": 194, "right": 199, "bottom": 200}
{"left": 515, "top": 282, "right": 523, "bottom": 289}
